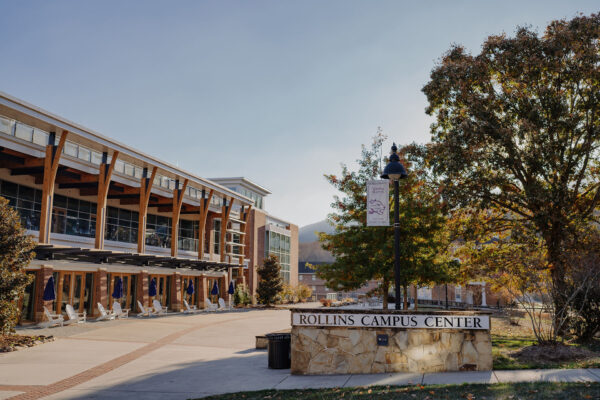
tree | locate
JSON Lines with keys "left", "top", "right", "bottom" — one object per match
{"left": 0, "top": 196, "right": 35, "bottom": 335}
{"left": 423, "top": 13, "right": 600, "bottom": 324}
{"left": 256, "top": 255, "right": 283, "bottom": 306}
{"left": 450, "top": 208, "right": 600, "bottom": 343}
{"left": 317, "top": 132, "right": 456, "bottom": 308}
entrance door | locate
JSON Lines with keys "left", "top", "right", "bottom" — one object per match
{"left": 107, "top": 273, "right": 137, "bottom": 312}
{"left": 149, "top": 275, "right": 170, "bottom": 308}
{"left": 56, "top": 271, "right": 92, "bottom": 315}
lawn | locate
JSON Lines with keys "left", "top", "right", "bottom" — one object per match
{"left": 490, "top": 316, "right": 600, "bottom": 370}
{"left": 198, "top": 382, "right": 600, "bottom": 400}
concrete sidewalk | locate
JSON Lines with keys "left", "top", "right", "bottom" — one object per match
{"left": 0, "top": 309, "right": 598, "bottom": 400}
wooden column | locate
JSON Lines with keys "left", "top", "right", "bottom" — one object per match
{"left": 197, "top": 189, "right": 214, "bottom": 260}
{"left": 238, "top": 205, "right": 252, "bottom": 265}
{"left": 220, "top": 198, "right": 234, "bottom": 263}
{"left": 95, "top": 151, "right": 119, "bottom": 249}
{"left": 170, "top": 179, "right": 188, "bottom": 257}
{"left": 137, "top": 167, "right": 158, "bottom": 254}
{"left": 39, "top": 131, "right": 68, "bottom": 243}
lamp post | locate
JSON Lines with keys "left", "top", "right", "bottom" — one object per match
{"left": 380, "top": 143, "right": 408, "bottom": 310}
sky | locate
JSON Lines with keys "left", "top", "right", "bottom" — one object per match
{"left": 0, "top": 1, "right": 598, "bottom": 227}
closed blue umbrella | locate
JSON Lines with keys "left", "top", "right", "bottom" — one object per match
{"left": 186, "top": 279, "right": 194, "bottom": 296}
{"left": 42, "top": 276, "right": 56, "bottom": 301}
{"left": 228, "top": 281, "right": 235, "bottom": 295}
{"left": 211, "top": 281, "right": 219, "bottom": 296}
{"left": 112, "top": 277, "right": 123, "bottom": 299}
{"left": 149, "top": 278, "right": 157, "bottom": 297}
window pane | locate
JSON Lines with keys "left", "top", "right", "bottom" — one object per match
{"left": 78, "top": 146, "right": 91, "bottom": 162}
{"left": 64, "top": 141, "right": 78, "bottom": 157}
{"left": 91, "top": 151, "right": 103, "bottom": 165}
{"left": 0, "top": 117, "right": 13, "bottom": 135}
{"left": 15, "top": 123, "right": 33, "bottom": 141}
{"left": 124, "top": 163, "right": 134, "bottom": 176}
{"left": 32, "top": 129, "right": 48, "bottom": 146}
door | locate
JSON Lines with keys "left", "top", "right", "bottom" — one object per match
{"left": 56, "top": 271, "right": 92, "bottom": 315}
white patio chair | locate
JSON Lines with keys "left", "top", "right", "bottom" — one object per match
{"left": 136, "top": 300, "right": 154, "bottom": 317}
{"left": 204, "top": 298, "right": 218, "bottom": 312}
{"left": 183, "top": 299, "right": 199, "bottom": 314}
{"left": 152, "top": 299, "right": 168, "bottom": 315}
{"left": 96, "top": 303, "right": 116, "bottom": 321}
{"left": 65, "top": 304, "right": 86, "bottom": 324}
{"left": 112, "top": 302, "right": 130, "bottom": 319}
{"left": 39, "top": 306, "right": 64, "bottom": 328}
{"left": 218, "top": 297, "right": 229, "bottom": 311}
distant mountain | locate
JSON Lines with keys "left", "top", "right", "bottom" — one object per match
{"left": 298, "top": 219, "right": 335, "bottom": 243}
{"left": 299, "top": 241, "right": 335, "bottom": 263}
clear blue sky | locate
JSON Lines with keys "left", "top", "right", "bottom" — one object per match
{"left": 1, "top": 1, "right": 597, "bottom": 226}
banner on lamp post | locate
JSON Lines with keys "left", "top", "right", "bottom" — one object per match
{"left": 367, "top": 180, "right": 389, "bottom": 226}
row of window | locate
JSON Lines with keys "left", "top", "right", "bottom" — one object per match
{"left": 266, "top": 230, "right": 291, "bottom": 283}
{"left": 228, "top": 186, "right": 264, "bottom": 209}
{"left": 0, "top": 179, "right": 202, "bottom": 252}
{"left": 0, "top": 115, "right": 227, "bottom": 205}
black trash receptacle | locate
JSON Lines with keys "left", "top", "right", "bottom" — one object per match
{"left": 266, "top": 333, "right": 291, "bottom": 369}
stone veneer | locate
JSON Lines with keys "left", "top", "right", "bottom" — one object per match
{"left": 291, "top": 309, "right": 492, "bottom": 375}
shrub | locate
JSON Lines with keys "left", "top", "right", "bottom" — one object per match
{"left": 320, "top": 298, "right": 332, "bottom": 307}
{"left": 295, "top": 284, "right": 312, "bottom": 302}
{"left": 233, "top": 284, "right": 251, "bottom": 306}
{"left": 0, "top": 196, "right": 35, "bottom": 334}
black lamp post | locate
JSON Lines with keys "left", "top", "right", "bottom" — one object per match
{"left": 380, "top": 143, "right": 408, "bottom": 310}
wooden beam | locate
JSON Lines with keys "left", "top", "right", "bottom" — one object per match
{"left": 39, "top": 131, "right": 68, "bottom": 243}
{"left": 220, "top": 198, "right": 234, "bottom": 263}
{"left": 137, "top": 167, "right": 157, "bottom": 254}
{"left": 198, "top": 189, "right": 213, "bottom": 260}
{"left": 171, "top": 179, "right": 188, "bottom": 257}
{"left": 94, "top": 151, "right": 119, "bottom": 249}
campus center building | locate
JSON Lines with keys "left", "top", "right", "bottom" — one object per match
{"left": 0, "top": 91, "right": 295, "bottom": 324}
{"left": 210, "top": 177, "right": 299, "bottom": 294}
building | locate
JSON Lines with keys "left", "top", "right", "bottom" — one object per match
{"left": 0, "top": 91, "right": 282, "bottom": 324}
{"left": 210, "top": 177, "right": 299, "bottom": 296}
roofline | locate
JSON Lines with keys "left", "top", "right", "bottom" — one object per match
{"left": 0, "top": 91, "right": 253, "bottom": 206}
{"left": 210, "top": 177, "right": 272, "bottom": 195}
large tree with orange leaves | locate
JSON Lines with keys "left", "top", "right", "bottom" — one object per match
{"left": 423, "top": 13, "right": 600, "bottom": 327}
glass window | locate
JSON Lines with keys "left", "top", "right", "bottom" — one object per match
{"left": 78, "top": 146, "right": 91, "bottom": 162}
{"left": 115, "top": 160, "right": 125, "bottom": 173}
{"left": 32, "top": 129, "right": 48, "bottom": 146}
{"left": 0, "top": 116, "right": 13, "bottom": 135}
{"left": 64, "top": 141, "right": 78, "bottom": 157}
{"left": 15, "top": 123, "right": 33, "bottom": 141}
{"left": 91, "top": 151, "right": 103, "bottom": 165}
{"left": 124, "top": 163, "right": 134, "bottom": 176}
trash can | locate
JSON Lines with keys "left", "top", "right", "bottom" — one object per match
{"left": 266, "top": 332, "right": 291, "bottom": 369}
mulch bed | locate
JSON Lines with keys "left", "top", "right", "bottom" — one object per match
{"left": 512, "top": 342, "right": 599, "bottom": 363}
{"left": 0, "top": 334, "right": 55, "bottom": 352}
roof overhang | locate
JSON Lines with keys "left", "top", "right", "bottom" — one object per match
{"left": 0, "top": 91, "right": 253, "bottom": 206}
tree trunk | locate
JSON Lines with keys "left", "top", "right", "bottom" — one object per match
{"left": 414, "top": 285, "right": 418, "bottom": 310}
{"left": 382, "top": 278, "right": 389, "bottom": 310}
{"left": 403, "top": 284, "right": 408, "bottom": 310}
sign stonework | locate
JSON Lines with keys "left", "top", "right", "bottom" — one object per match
{"left": 367, "top": 180, "right": 389, "bottom": 226}
{"left": 292, "top": 312, "right": 490, "bottom": 330}
{"left": 290, "top": 309, "right": 493, "bottom": 375}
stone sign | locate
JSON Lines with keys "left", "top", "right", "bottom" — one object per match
{"left": 290, "top": 309, "right": 493, "bottom": 375}
{"left": 293, "top": 312, "right": 490, "bottom": 330}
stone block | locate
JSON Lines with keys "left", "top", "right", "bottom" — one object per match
{"left": 460, "top": 340, "right": 478, "bottom": 366}
{"left": 255, "top": 336, "right": 268, "bottom": 349}
{"left": 394, "top": 331, "right": 409, "bottom": 350}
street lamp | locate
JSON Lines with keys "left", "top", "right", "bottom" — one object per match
{"left": 380, "top": 143, "right": 408, "bottom": 310}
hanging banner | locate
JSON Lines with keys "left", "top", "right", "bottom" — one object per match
{"left": 367, "top": 180, "right": 389, "bottom": 226}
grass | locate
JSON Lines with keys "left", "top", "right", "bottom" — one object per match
{"left": 490, "top": 316, "right": 600, "bottom": 370}
{"left": 197, "top": 382, "right": 600, "bottom": 400}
